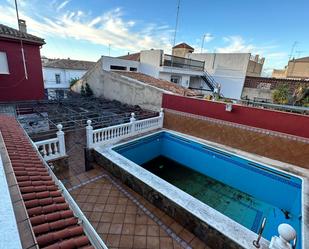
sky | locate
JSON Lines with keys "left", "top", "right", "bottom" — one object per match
{"left": 1, "top": 0, "right": 308, "bottom": 75}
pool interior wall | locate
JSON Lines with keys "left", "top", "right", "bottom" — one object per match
{"left": 113, "top": 131, "right": 302, "bottom": 248}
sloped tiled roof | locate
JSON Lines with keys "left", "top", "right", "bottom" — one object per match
{"left": 0, "top": 115, "right": 94, "bottom": 249}
{"left": 0, "top": 23, "right": 45, "bottom": 45}
{"left": 172, "top": 43, "right": 194, "bottom": 50}
{"left": 115, "top": 71, "right": 197, "bottom": 96}
{"left": 117, "top": 52, "right": 141, "bottom": 61}
{"left": 43, "top": 59, "right": 96, "bottom": 70}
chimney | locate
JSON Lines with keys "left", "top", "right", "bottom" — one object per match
{"left": 18, "top": 19, "right": 27, "bottom": 33}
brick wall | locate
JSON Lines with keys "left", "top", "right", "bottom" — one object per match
{"left": 244, "top": 76, "right": 309, "bottom": 91}
{"left": 163, "top": 110, "right": 309, "bottom": 169}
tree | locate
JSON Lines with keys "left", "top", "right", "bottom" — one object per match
{"left": 85, "top": 83, "right": 93, "bottom": 97}
{"left": 272, "top": 84, "right": 290, "bottom": 104}
{"left": 69, "top": 77, "right": 79, "bottom": 87}
{"left": 80, "top": 85, "right": 86, "bottom": 96}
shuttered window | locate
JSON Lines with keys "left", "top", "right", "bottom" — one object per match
{"left": 0, "top": 52, "right": 9, "bottom": 74}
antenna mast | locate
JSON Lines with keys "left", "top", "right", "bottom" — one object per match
{"left": 14, "top": 0, "right": 28, "bottom": 79}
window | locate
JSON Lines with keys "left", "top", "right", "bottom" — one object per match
{"left": 110, "top": 65, "right": 126, "bottom": 70}
{"left": 0, "top": 52, "right": 9, "bottom": 74}
{"left": 55, "top": 74, "right": 61, "bottom": 84}
{"left": 130, "top": 67, "right": 137, "bottom": 72}
{"left": 170, "top": 75, "right": 181, "bottom": 84}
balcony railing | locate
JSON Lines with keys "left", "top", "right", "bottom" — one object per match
{"left": 163, "top": 54, "right": 205, "bottom": 71}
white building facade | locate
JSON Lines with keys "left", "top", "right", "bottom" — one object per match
{"left": 42, "top": 58, "right": 96, "bottom": 99}
{"left": 103, "top": 43, "right": 264, "bottom": 100}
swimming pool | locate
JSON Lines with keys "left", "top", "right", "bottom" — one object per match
{"left": 111, "top": 131, "right": 302, "bottom": 248}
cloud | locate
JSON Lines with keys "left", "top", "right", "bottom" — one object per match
{"left": 203, "top": 33, "right": 214, "bottom": 43}
{"left": 0, "top": 2, "right": 173, "bottom": 54}
{"left": 216, "top": 36, "right": 255, "bottom": 53}
{"left": 57, "top": 0, "right": 70, "bottom": 11}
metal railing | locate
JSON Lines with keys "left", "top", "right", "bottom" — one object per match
{"left": 34, "top": 124, "right": 66, "bottom": 161}
{"left": 86, "top": 109, "right": 164, "bottom": 148}
{"left": 163, "top": 54, "right": 205, "bottom": 71}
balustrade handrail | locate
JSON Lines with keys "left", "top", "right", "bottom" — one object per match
{"left": 87, "top": 109, "right": 164, "bottom": 148}
{"left": 34, "top": 124, "right": 66, "bottom": 161}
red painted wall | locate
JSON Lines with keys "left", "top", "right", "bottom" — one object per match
{"left": 0, "top": 40, "right": 45, "bottom": 101}
{"left": 162, "top": 94, "right": 309, "bottom": 138}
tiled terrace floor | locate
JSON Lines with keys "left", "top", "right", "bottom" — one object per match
{"left": 52, "top": 130, "right": 210, "bottom": 249}
{"left": 64, "top": 166, "right": 210, "bottom": 249}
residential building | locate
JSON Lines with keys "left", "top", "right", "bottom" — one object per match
{"left": 272, "top": 56, "right": 309, "bottom": 80}
{"left": 42, "top": 58, "right": 96, "bottom": 99}
{"left": 71, "top": 58, "right": 197, "bottom": 111}
{"left": 241, "top": 76, "right": 309, "bottom": 103}
{"left": 113, "top": 43, "right": 264, "bottom": 99}
{"left": 0, "top": 21, "right": 45, "bottom": 101}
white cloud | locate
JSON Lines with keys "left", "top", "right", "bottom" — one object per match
{"left": 0, "top": 2, "right": 173, "bottom": 54}
{"left": 57, "top": 0, "right": 70, "bottom": 11}
{"left": 216, "top": 36, "right": 255, "bottom": 53}
{"left": 203, "top": 33, "right": 214, "bottom": 43}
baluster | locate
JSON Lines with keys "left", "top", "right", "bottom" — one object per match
{"left": 43, "top": 145, "right": 47, "bottom": 157}
{"left": 55, "top": 142, "right": 59, "bottom": 154}
{"left": 48, "top": 143, "right": 52, "bottom": 156}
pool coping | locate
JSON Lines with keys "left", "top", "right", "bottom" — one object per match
{"left": 95, "top": 129, "right": 308, "bottom": 249}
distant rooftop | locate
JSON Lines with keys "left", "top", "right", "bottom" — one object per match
{"left": 291, "top": 56, "right": 309, "bottom": 62}
{"left": 115, "top": 71, "right": 197, "bottom": 96}
{"left": 117, "top": 52, "right": 140, "bottom": 62}
{"left": 0, "top": 23, "right": 45, "bottom": 45}
{"left": 43, "top": 58, "right": 96, "bottom": 70}
{"left": 172, "top": 42, "right": 194, "bottom": 50}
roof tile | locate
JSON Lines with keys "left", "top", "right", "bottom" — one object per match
{"left": 0, "top": 115, "right": 94, "bottom": 249}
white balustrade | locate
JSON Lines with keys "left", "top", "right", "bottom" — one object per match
{"left": 87, "top": 109, "right": 164, "bottom": 148}
{"left": 35, "top": 124, "right": 66, "bottom": 161}
{"left": 269, "top": 223, "right": 297, "bottom": 249}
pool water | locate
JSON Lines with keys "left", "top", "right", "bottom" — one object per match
{"left": 114, "top": 131, "right": 302, "bottom": 248}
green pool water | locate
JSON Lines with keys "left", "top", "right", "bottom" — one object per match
{"left": 142, "top": 156, "right": 294, "bottom": 234}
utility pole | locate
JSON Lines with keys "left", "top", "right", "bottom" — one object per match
{"left": 201, "top": 34, "right": 206, "bottom": 53}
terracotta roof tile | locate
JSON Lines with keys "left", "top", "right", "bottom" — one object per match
{"left": 0, "top": 115, "right": 94, "bottom": 249}
{"left": 0, "top": 23, "right": 45, "bottom": 45}
{"left": 115, "top": 71, "right": 198, "bottom": 96}
{"left": 117, "top": 52, "right": 141, "bottom": 61}
{"left": 42, "top": 58, "right": 96, "bottom": 70}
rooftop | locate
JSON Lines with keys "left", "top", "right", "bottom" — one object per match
{"left": 117, "top": 52, "right": 141, "bottom": 62}
{"left": 172, "top": 43, "right": 194, "bottom": 50}
{"left": 42, "top": 58, "right": 96, "bottom": 70}
{"left": 115, "top": 71, "right": 198, "bottom": 96}
{"left": 0, "top": 23, "right": 45, "bottom": 45}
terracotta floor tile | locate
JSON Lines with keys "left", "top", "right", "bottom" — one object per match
{"left": 159, "top": 237, "right": 173, "bottom": 249}
{"left": 147, "top": 225, "right": 159, "bottom": 237}
{"left": 119, "top": 235, "right": 134, "bottom": 248}
{"left": 124, "top": 214, "right": 136, "bottom": 224}
{"left": 89, "top": 212, "right": 102, "bottom": 222}
{"left": 133, "top": 236, "right": 147, "bottom": 249}
{"left": 122, "top": 224, "right": 135, "bottom": 235}
{"left": 170, "top": 221, "right": 184, "bottom": 234}
{"left": 190, "top": 237, "right": 207, "bottom": 249}
{"left": 146, "top": 236, "right": 159, "bottom": 249}
{"left": 115, "top": 204, "right": 127, "bottom": 213}
{"left": 100, "top": 213, "right": 113, "bottom": 223}
{"left": 106, "top": 234, "right": 121, "bottom": 247}
{"left": 109, "top": 223, "right": 123, "bottom": 235}
{"left": 97, "top": 223, "right": 111, "bottom": 234}
{"left": 112, "top": 213, "right": 126, "bottom": 223}
{"left": 104, "top": 204, "right": 117, "bottom": 213}
{"left": 135, "top": 224, "right": 147, "bottom": 236}
{"left": 178, "top": 229, "right": 195, "bottom": 243}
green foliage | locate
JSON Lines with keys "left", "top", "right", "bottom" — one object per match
{"left": 272, "top": 84, "right": 290, "bottom": 104}
{"left": 85, "top": 83, "right": 93, "bottom": 97}
{"left": 80, "top": 85, "right": 86, "bottom": 96}
{"left": 69, "top": 77, "right": 79, "bottom": 87}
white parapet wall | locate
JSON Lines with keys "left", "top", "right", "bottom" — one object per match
{"left": 86, "top": 110, "right": 164, "bottom": 148}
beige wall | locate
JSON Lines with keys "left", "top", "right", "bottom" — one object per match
{"left": 272, "top": 69, "right": 287, "bottom": 78}
{"left": 71, "top": 60, "right": 165, "bottom": 112}
{"left": 241, "top": 87, "right": 273, "bottom": 102}
{"left": 286, "top": 60, "right": 309, "bottom": 79}
{"left": 246, "top": 60, "right": 264, "bottom": 77}
{"left": 172, "top": 47, "right": 193, "bottom": 58}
